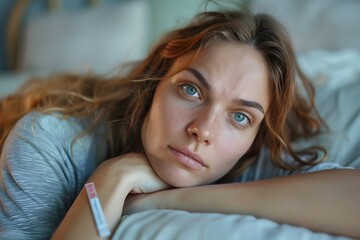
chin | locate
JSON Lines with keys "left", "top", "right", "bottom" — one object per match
{"left": 157, "top": 170, "right": 211, "bottom": 188}
{"left": 147, "top": 153, "right": 214, "bottom": 187}
{"left": 161, "top": 174, "right": 196, "bottom": 187}
{"left": 169, "top": 180, "right": 198, "bottom": 188}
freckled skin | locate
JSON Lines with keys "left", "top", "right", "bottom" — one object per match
{"left": 141, "top": 43, "right": 270, "bottom": 187}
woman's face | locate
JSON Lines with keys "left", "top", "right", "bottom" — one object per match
{"left": 141, "top": 43, "right": 270, "bottom": 187}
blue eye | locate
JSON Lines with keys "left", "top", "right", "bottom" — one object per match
{"left": 185, "top": 85, "right": 197, "bottom": 95}
{"left": 182, "top": 84, "right": 200, "bottom": 98}
{"left": 233, "top": 112, "right": 250, "bottom": 126}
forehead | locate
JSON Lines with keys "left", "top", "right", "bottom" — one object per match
{"left": 172, "top": 43, "right": 270, "bottom": 111}
{"left": 172, "top": 42, "right": 269, "bottom": 80}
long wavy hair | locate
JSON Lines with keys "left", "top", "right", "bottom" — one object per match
{"left": 0, "top": 6, "right": 325, "bottom": 178}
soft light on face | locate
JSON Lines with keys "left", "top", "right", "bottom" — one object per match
{"left": 141, "top": 43, "right": 270, "bottom": 187}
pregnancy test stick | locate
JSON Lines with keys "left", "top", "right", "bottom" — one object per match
{"left": 85, "top": 182, "right": 111, "bottom": 238}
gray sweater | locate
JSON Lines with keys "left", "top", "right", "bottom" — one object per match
{"left": 0, "top": 112, "right": 107, "bottom": 239}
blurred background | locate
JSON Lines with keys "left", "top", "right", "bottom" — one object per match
{"left": 0, "top": 0, "right": 359, "bottom": 98}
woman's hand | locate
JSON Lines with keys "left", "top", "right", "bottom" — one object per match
{"left": 117, "top": 153, "right": 174, "bottom": 215}
{"left": 107, "top": 152, "right": 171, "bottom": 194}
{"left": 52, "top": 152, "right": 170, "bottom": 240}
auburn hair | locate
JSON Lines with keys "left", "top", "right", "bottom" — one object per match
{"left": 0, "top": 7, "right": 325, "bottom": 178}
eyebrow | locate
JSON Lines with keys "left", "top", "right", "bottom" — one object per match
{"left": 185, "top": 67, "right": 265, "bottom": 115}
{"left": 185, "top": 68, "right": 211, "bottom": 90}
{"left": 234, "top": 99, "right": 265, "bottom": 115}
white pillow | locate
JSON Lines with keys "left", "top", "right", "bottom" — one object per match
{"left": 19, "top": 0, "right": 149, "bottom": 74}
{"left": 113, "top": 209, "right": 349, "bottom": 240}
{"left": 296, "top": 49, "right": 360, "bottom": 169}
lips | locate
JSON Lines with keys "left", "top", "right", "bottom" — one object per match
{"left": 168, "top": 146, "right": 207, "bottom": 170}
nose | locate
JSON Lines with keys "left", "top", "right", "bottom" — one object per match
{"left": 186, "top": 107, "right": 218, "bottom": 145}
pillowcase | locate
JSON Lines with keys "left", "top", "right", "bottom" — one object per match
{"left": 295, "top": 49, "right": 360, "bottom": 169}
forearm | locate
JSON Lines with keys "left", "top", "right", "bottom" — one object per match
{"left": 52, "top": 153, "right": 168, "bottom": 239}
{"left": 165, "top": 169, "right": 360, "bottom": 238}
{"left": 52, "top": 163, "right": 133, "bottom": 240}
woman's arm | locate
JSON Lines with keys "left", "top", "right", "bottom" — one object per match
{"left": 51, "top": 160, "right": 131, "bottom": 240}
{"left": 0, "top": 112, "right": 108, "bottom": 240}
{"left": 52, "top": 153, "right": 169, "bottom": 240}
{"left": 125, "top": 169, "right": 360, "bottom": 239}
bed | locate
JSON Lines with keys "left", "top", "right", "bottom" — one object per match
{"left": 1, "top": 0, "right": 359, "bottom": 239}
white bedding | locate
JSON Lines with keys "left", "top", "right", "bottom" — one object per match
{"left": 111, "top": 49, "right": 360, "bottom": 240}
{"left": 113, "top": 210, "right": 351, "bottom": 240}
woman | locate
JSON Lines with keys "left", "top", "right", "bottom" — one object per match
{"left": 0, "top": 6, "right": 359, "bottom": 240}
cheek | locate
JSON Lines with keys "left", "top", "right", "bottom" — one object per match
{"left": 153, "top": 92, "right": 195, "bottom": 132}
{"left": 153, "top": 100, "right": 186, "bottom": 133}
{"left": 142, "top": 92, "right": 189, "bottom": 148}
{"left": 214, "top": 131, "right": 257, "bottom": 168}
